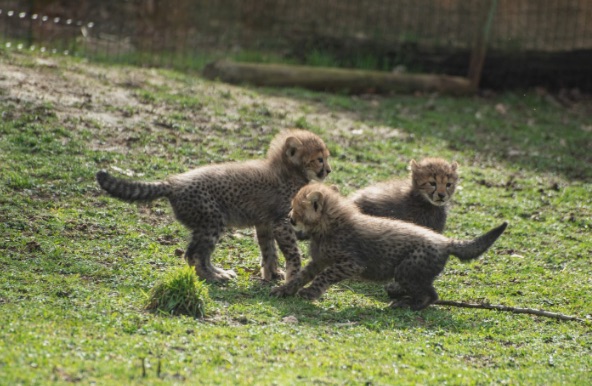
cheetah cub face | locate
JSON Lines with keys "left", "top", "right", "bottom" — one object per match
{"left": 305, "top": 148, "right": 331, "bottom": 182}
{"left": 411, "top": 158, "right": 458, "bottom": 207}
{"left": 289, "top": 191, "right": 319, "bottom": 234}
{"left": 284, "top": 136, "right": 331, "bottom": 182}
{"left": 289, "top": 184, "right": 337, "bottom": 234}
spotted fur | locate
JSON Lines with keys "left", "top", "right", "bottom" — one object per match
{"left": 350, "top": 158, "right": 458, "bottom": 233}
{"left": 96, "top": 129, "right": 331, "bottom": 282}
{"left": 271, "top": 184, "right": 507, "bottom": 310}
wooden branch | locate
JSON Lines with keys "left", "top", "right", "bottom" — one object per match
{"left": 202, "top": 60, "right": 474, "bottom": 96}
{"left": 435, "top": 300, "right": 589, "bottom": 324}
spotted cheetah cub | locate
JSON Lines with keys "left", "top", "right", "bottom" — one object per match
{"left": 271, "top": 184, "right": 507, "bottom": 310}
{"left": 350, "top": 158, "right": 458, "bottom": 233}
{"left": 96, "top": 129, "right": 331, "bottom": 283}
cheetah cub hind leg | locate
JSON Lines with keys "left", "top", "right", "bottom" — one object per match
{"left": 384, "top": 281, "right": 409, "bottom": 300}
{"left": 389, "top": 291, "right": 437, "bottom": 311}
{"left": 184, "top": 227, "right": 238, "bottom": 283}
{"left": 388, "top": 276, "right": 439, "bottom": 311}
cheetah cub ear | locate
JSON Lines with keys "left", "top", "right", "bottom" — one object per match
{"left": 409, "top": 159, "right": 419, "bottom": 172}
{"left": 451, "top": 161, "right": 459, "bottom": 171}
{"left": 306, "top": 191, "right": 324, "bottom": 213}
{"left": 285, "top": 136, "right": 304, "bottom": 165}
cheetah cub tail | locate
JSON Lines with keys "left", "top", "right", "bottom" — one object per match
{"left": 96, "top": 170, "right": 173, "bottom": 201}
{"left": 447, "top": 222, "right": 508, "bottom": 262}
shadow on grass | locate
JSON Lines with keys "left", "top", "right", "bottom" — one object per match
{"left": 263, "top": 88, "right": 592, "bottom": 181}
{"left": 206, "top": 279, "right": 481, "bottom": 332}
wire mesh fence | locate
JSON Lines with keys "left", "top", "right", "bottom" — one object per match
{"left": 1, "top": 0, "right": 591, "bottom": 91}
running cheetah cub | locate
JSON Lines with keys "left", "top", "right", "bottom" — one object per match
{"left": 350, "top": 158, "right": 458, "bottom": 233}
{"left": 271, "top": 184, "right": 506, "bottom": 310}
{"left": 96, "top": 129, "right": 331, "bottom": 283}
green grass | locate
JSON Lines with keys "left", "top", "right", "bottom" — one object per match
{"left": 1, "top": 51, "right": 591, "bottom": 385}
{"left": 145, "top": 267, "right": 211, "bottom": 318}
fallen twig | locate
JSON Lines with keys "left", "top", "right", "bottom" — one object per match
{"left": 435, "top": 300, "right": 589, "bottom": 324}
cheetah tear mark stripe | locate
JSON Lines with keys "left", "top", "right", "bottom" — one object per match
{"left": 96, "top": 170, "right": 172, "bottom": 201}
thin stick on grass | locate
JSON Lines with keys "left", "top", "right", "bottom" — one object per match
{"left": 435, "top": 300, "right": 589, "bottom": 324}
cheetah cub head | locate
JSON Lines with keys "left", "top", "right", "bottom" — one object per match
{"left": 269, "top": 129, "right": 331, "bottom": 182}
{"left": 410, "top": 158, "right": 459, "bottom": 207}
{"left": 289, "top": 184, "right": 340, "bottom": 235}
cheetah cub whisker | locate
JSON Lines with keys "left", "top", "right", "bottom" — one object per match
{"left": 271, "top": 183, "right": 507, "bottom": 311}
{"left": 350, "top": 157, "right": 458, "bottom": 233}
{"left": 96, "top": 129, "right": 331, "bottom": 283}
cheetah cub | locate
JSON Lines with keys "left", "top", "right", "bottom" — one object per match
{"left": 96, "top": 129, "right": 331, "bottom": 283}
{"left": 350, "top": 158, "right": 458, "bottom": 233}
{"left": 271, "top": 184, "right": 507, "bottom": 310}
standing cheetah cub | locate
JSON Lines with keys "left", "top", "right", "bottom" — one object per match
{"left": 350, "top": 158, "right": 458, "bottom": 233}
{"left": 96, "top": 129, "right": 331, "bottom": 283}
{"left": 272, "top": 184, "right": 506, "bottom": 310}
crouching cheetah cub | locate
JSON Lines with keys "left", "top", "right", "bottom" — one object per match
{"left": 271, "top": 184, "right": 507, "bottom": 310}
{"left": 350, "top": 158, "right": 459, "bottom": 233}
{"left": 96, "top": 129, "right": 331, "bottom": 283}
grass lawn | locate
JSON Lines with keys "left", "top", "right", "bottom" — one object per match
{"left": 1, "top": 51, "right": 591, "bottom": 385}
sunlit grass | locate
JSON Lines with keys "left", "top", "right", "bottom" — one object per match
{"left": 0, "top": 51, "right": 590, "bottom": 385}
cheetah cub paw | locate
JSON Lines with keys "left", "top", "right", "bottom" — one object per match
{"left": 297, "top": 287, "right": 322, "bottom": 300}
{"left": 261, "top": 268, "right": 285, "bottom": 282}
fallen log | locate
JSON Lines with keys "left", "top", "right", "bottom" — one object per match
{"left": 202, "top": 59, "right": 474, "bottom": 95}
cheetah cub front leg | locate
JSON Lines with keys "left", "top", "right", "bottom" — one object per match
{"left": 256, "top": 224, "right": 285, "bottom": 281}
{"left": 296, "top": 258, "right": 365, "bottom": 300}
{"left": 270, "top": 259, "right": 327, "bottom": 298}
{"left": 272, "top": 217, "right": 302, "bottom": 281}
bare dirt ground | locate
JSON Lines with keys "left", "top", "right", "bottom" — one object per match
{"left": 0, "top": 53, "right": 402, "bottom": 155}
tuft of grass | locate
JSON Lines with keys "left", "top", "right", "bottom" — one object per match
{"left": 145, "top": 266, "right": 211, "bottom": 318}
